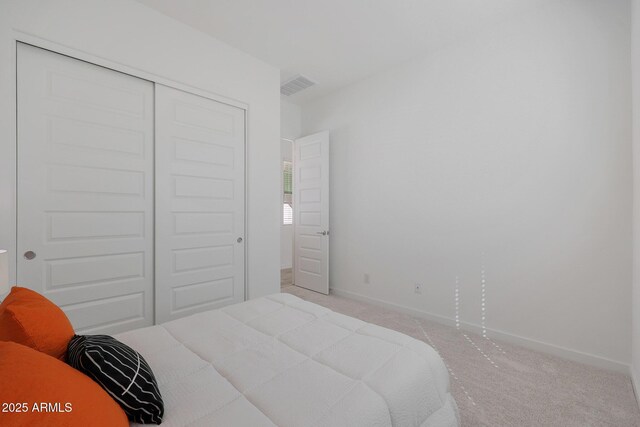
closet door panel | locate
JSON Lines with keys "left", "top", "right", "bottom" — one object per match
{"left": 16, "top": 43, "right": 154, "bottom": 334}
{"left": 155, "top": 84, "right": 245, "bottom": 323}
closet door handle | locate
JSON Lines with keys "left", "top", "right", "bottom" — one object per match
{"left": 237, "top": 237, "right": 243, "bottom": 243}
{"left": 24, "top": 251, "right": 36, "bottom": 260}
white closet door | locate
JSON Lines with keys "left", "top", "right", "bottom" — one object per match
{"left": 155, "top": 84, "right": 245, "bottom": 323}
{"left": 16, "top": 43, "right": 154, "bottom": 334}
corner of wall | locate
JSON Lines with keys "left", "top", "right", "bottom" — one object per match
{"left": 631, "top": 365, "right": 640, "bottom": 409}
{"left": 632, "top": 0, "right": 640, "bottom": 406}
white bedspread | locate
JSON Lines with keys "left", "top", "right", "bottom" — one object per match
{"left": 115, "top": 293, "right": 459, "bottom": 427}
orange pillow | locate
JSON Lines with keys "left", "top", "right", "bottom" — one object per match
{"left": 0, "top": 287, "right": 74, "bottom": 360}
{"left": 0, "top": 341, "right": 128, "bottom": 427}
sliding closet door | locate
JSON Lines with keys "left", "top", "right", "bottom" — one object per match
{"left": 155, "top": 85, "right": 245, "bottom": 323}
{"left": 16, "top": 43, "right": 155, "bottom": 334}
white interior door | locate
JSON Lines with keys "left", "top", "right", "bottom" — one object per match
{"left": 155, "top": 84, "right": 245, "bottom": 323}
{"left": 16, "top": 43, "right": 154, "bottom": 334}
{"left": 293, "top": 131, "right": 330, "bottom": 294}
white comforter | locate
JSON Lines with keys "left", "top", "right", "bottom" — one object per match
{"left": 115, "top": 293, "right": 459, "bottom": 427}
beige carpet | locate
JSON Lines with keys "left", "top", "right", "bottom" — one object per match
{"left": 281, "top": 284, "right": 640, "bottom": 427}
{"left": 280, "top": 268, "right": 293, "bottom": 287}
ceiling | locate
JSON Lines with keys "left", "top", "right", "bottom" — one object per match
{"left": 135, "top": 0, "right": 551, "bottom": 104}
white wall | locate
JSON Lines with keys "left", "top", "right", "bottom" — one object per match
{"left": 303, "top": 0, "right": 632, "bottom": 369}
{"left": 282, "top": 99, "right": 302, "bottom": 140}
{"left": 632, "top": 0, "right": 640, "bottom": 396}
{"left": 0, "top": 0, "right": 281, "bottom": 299}
{"left": 280, "top": 100, "right": 301, "bottom": 269}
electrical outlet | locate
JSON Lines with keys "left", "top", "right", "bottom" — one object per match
{"left": 414, "top": 283, "right": 422, "bottom": 294}
{"left": 364, "top": 273, "right": 370, "bottom": 284}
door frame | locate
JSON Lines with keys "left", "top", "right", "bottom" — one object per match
{"left": 6, "top": 32, "right": 250, "bottom": 310}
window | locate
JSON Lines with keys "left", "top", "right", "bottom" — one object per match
{"left": 283, "top": 161, "right": 293, "bottom": 225}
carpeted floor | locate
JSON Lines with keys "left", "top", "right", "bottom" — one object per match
{"left": 281, "top": 283, "right": 640, "bottom": 427}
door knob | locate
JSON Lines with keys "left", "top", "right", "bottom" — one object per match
{"left": 24, "top": 251, "right": 36, "bottom": 260}
{"left": 316, "top": 231, "right": 328, "bottom": 236}
{"left": 237, "top": 237, "right": 243, "bottom": 243}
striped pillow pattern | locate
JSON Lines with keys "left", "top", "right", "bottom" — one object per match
{"left": 67, "top": 335, "right": 164, "bottom": 424}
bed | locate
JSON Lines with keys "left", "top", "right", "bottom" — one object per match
{"left": 115, "top": 293, "right": 460, "bottom": 427}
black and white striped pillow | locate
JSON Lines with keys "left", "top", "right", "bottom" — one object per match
{"left": 67, "top": 335, "right": 164, "bottom": 424}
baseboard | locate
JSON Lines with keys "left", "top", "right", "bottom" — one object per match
{"left": 330, "top": 287, "right": 630, "bottom": 374}
{"left": 631, "top": 366, "right": 640, "bottom": 409}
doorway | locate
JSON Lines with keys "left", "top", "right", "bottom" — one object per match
{"left": 280, "top": 132, "right": 330, "bottom": 294}
{"left": 280, "top": 138, "right": 294, "bottom": 289}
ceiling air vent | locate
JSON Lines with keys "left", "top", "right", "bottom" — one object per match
{"left": 280, "top": 75, "right": 316, "bottom": 96}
